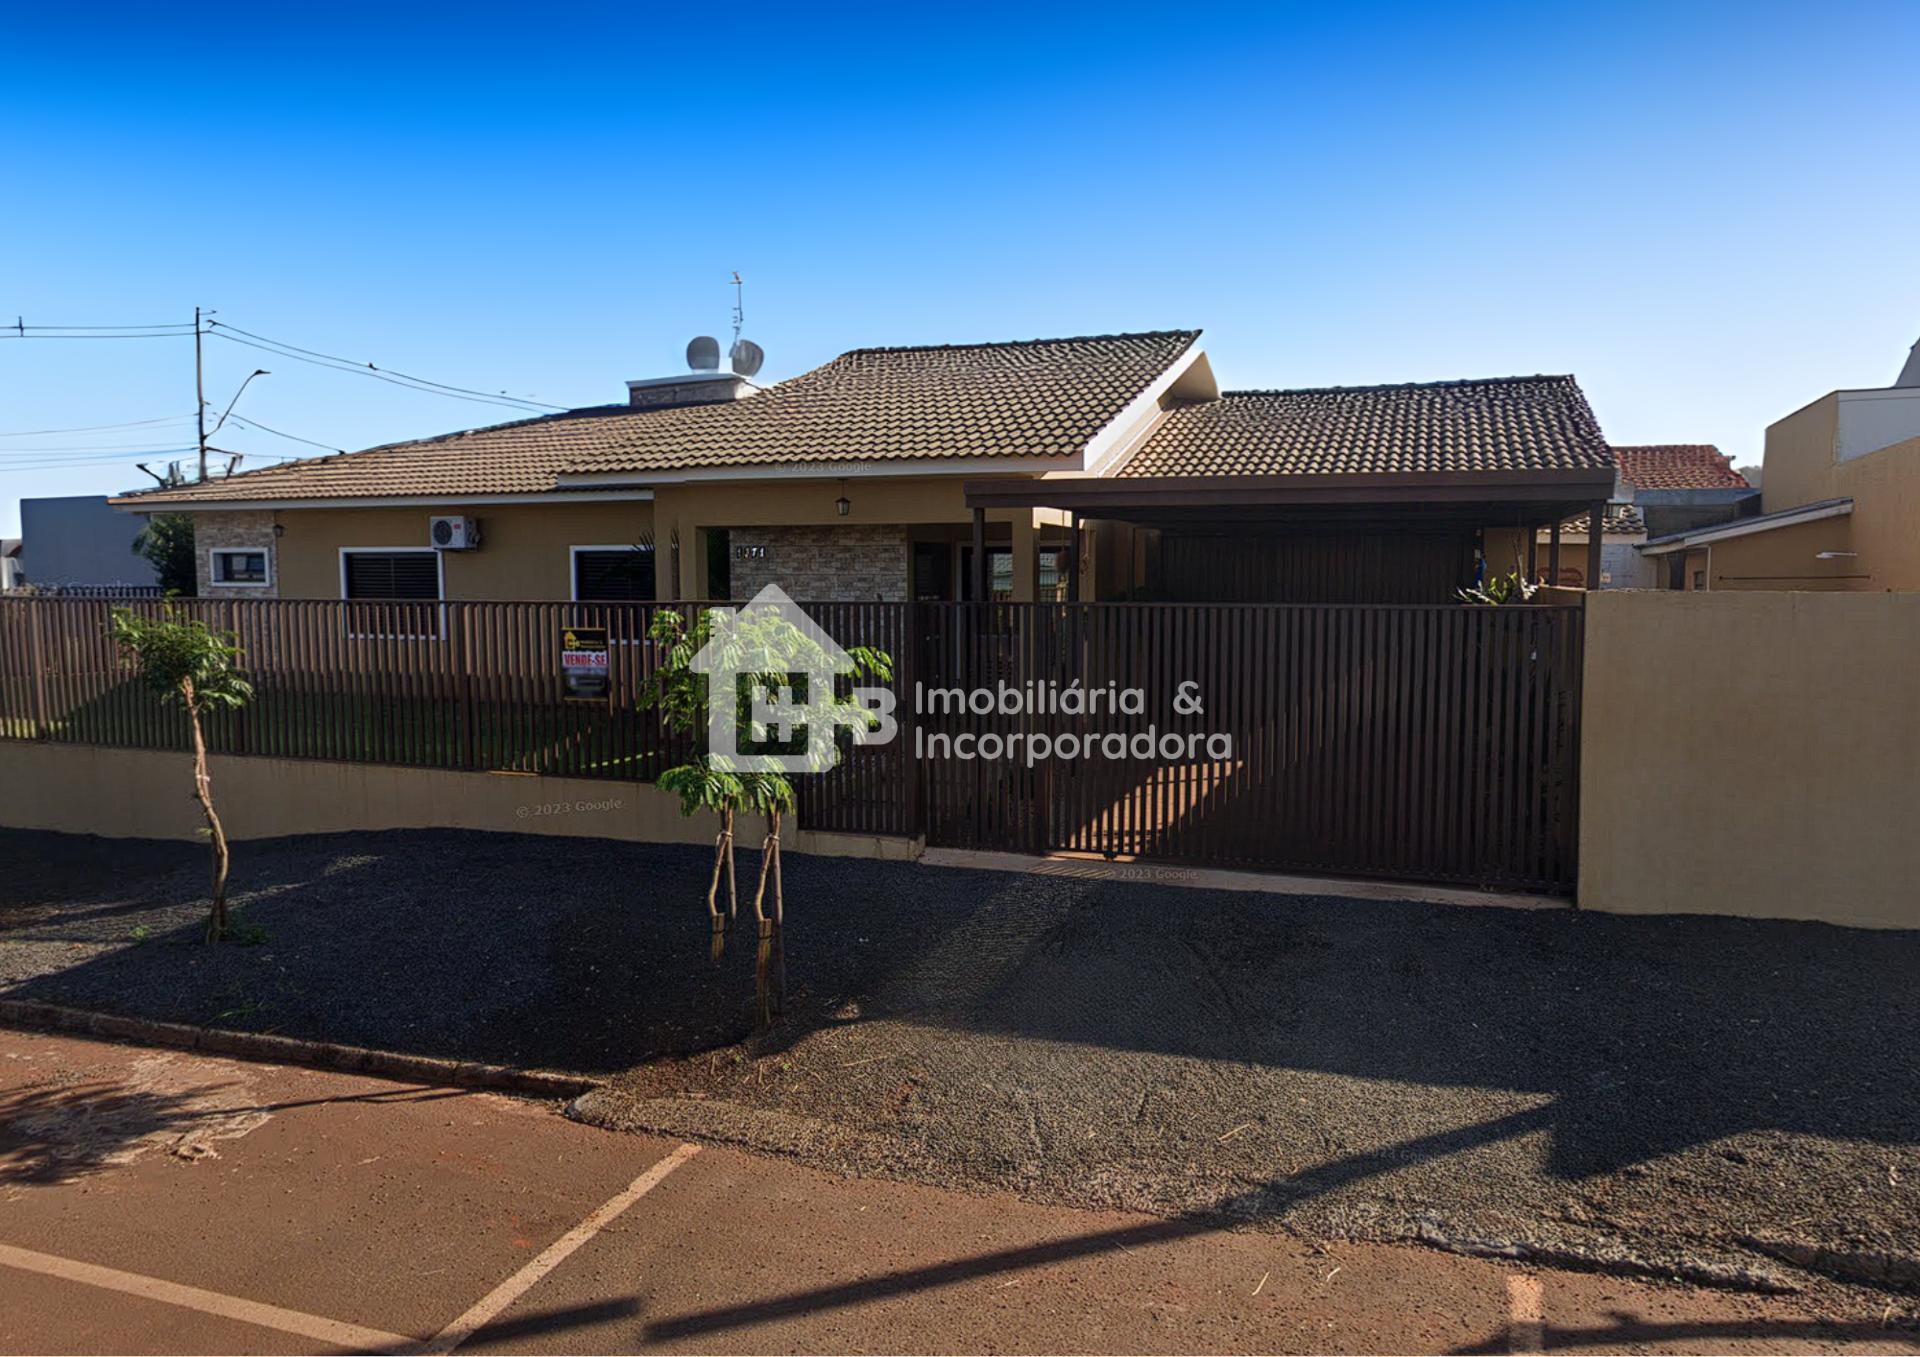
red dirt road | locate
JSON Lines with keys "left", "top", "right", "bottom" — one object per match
{"left": 0, "top": 1028, "right": 1909, "bottom": 1355}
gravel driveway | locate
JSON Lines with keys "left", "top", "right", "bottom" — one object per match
{"left": 4, "top": 826, "right": 1917, "bottom": 1308}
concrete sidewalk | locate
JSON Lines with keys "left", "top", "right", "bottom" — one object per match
{"left": 0, "top": 1028, "right": 1909, "bottom": 1355}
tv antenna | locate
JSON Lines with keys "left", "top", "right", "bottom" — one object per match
{"left": 727, "top": 272, "right": 764, "bottom": 378}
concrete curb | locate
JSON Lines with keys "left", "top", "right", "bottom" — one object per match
{"left": 0, "top": 999, "right": 603, "bottom": 1099}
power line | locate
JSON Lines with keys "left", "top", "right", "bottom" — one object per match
{"left": 206, "top": 446, "right": 296, "bottom": 464}
{"left": 0, "top": 444, "right": 199, "bottom": 458}
{"left": 208, "top": 330, "right": 557, "bottom": 414}
{"left": 224, "top": 413, "right": 344, "bottom": 453}
{"left": 0, "top": 452, "right": 198, "bottom": 473}
{"left": 0, "top": 442, "right": 207, "bottom": 457}
{"left": 206, "top": 321, "right": 567, "bottom": 412}
{"left": 16, "top": 322, "right": 197, "bottom": 331}
{"left": 7, "top": 311, "right": 570, "bottom": 488}
{"left": 0, "top": 414, "right": 197, "bottom": 437}
{"left": 9, "top": 314, "right": 568, "bottom": 413}
{"left": 0, "top": 331, "right": 195, "bottom": 340}
{"left": 209, "top": 320, "right": 567, "bottom": 407}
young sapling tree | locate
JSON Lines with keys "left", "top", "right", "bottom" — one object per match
{"left": 109, "top": 605, "right": 254, "bottom": 941}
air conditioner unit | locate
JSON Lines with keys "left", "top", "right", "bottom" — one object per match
{"left": 429, "top": 516, "right": 480, "bottom": 550}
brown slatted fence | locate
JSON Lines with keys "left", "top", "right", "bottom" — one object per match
{"left": 0, "top": 595, "right": 707, "bottom": 783}
{"left": 906, "top": 600, "right": 1583, "bottom": 894}
{"left": 0, "top": 595, "right": 1581, "bottom": 891}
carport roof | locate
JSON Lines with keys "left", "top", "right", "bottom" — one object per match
{"left": 1117, "top": 375, "right": 1614, "bottom": 479}
{"left": 967, "top": 374, "right": 1617, "bottom": 528}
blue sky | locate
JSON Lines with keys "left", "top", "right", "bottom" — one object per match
{"left": 3, "top": 1, "right": 1916, "bottom": 536}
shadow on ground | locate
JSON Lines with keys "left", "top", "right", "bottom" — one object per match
{"left": 0, "top": 1056, "right": 462, "bottom": 1186}
{"left": 4, "top": 826, "right": 1917, "bottom": 1301}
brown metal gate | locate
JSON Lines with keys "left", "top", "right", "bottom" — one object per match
{"left": 909, "top": 601, "right": 1584, "bottom": 894}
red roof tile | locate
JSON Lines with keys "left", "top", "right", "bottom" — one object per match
{"left": 1612, "top": 444, "right": 1749, "bottom": 490}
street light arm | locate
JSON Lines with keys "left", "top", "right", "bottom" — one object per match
{"left": 209, "top": 368, "right": 270, "bottom": 435}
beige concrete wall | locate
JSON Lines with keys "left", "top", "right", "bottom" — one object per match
{"left": 1833, "top": 433, "right": 1920, "bottom": 590}
{"left": 0, "top": 742, "right": 920, "bottom": 861}
{"left": 1760, "top": 393, "right": 1841, "bottom": 516}
{"left": 1689, "top": 514, "right": 1862, "bottom": 590}
{"left": 1578, "top": 590, "right": 1920, "bottom": 929}
{"left": 269, "top": 501, "right": 657, "bottom": 601}
{"left": 1759, "top": 393, "right": 1920, "bottom": 591}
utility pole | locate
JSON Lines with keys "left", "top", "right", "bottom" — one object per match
{"left": 194, "top": 305, "right": 208, "bottom": 483}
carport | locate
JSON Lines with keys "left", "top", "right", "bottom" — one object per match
{"left": 961, "top": 467, "right": 1616, "bottom": 603}
{"left": 958, "top": 373, "right": 1621, "bottom": 604}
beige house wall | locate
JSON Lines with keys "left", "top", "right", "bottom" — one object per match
{"left": 1760, "top": 393, "right": 1843, "bottom": 514}
{"left": 1758, "top": 393, "right": 1920, "bottom": 591}
{"left": 1832, "top": 434, "right": 1920, "bottom": 590}
{"left": 0, "top": 742, "right": 919, "bottom": 862}
{"left": 651, "top": 477, "right": 1050, "bottom": 601}
{"left": 1578, "top": 590, "right": 1920, "bottom": 929}
{"left": 1683, "top": 514, "right": 1861, "bottom": 591}
{"left": 267, "top": 501, "right": 657, "bottom": 601}
{"left": 187, "top": 476, "right": 1063, "bottom": 604}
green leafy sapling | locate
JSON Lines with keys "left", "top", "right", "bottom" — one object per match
{"left": 640, "top": 603, "right": 892, "bottom": 1026}
{"left": 109, "top": 606, "right": 254, "bottom": 941}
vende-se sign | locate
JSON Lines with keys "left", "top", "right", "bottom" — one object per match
{"left": 560, "top": 626, "right": 610, "bottom": 700}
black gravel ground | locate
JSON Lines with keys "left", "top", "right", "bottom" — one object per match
{"left": 4, "top": 826, "right": 1918, "bottom": 1310}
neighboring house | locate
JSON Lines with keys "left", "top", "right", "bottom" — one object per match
{"left": 18, "top": 495, "right": 158, "bottom": 591}
{"left": 1535, "top": 504, "right": 1651, "bottom": 590}
{"left": 111, "top": 331, "right": 1617, "bottom": 605}
{"left": 0, "top": 539, "right": 23, "bottom": 591}
{"left": 1612, "top": 444, "right": 1756, "bottom": 539}
{"left": 1530, "top": 444, "right": 1757, "bottom": 588}
{"left": 1640, "top": 336, "right": 1920, "bottom": 591}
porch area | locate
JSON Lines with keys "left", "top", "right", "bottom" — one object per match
{"left": 961, "top": 468, "right": 1618, "bottom": 605}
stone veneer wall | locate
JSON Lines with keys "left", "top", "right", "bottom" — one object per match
{"left": 727, "top": 524, "right": 910, "bottom": 602}
{"left": 194, "top": 510, "right": 280, "bottom": 598}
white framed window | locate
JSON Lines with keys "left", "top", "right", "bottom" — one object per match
{"left": 210, "top": 547, "right": 272, "bottom": 587}
{"left": 338, "top": 547, "right": 445, "bottom": 638}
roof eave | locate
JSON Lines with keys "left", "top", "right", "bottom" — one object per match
{"left": 107, "top": 488, "right": 658, "bottom": 513}
{"left": 965, "top": 468, "right": 1619, "bottom": 512}
{"left": 1638, "top": 497, "right": 1854, "bottom": 555}
{"left": 556, "top": 453, "right": 1082, "bottom": 489}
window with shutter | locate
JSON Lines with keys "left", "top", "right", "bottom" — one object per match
{"left": 341, "top": 550, "right": 442, "bottom": 638}
{"left": 343, "top": 551, "right": 441, "bottom": 600}
{"left": 572, "top": 547, "right": 656, "bottom": 602}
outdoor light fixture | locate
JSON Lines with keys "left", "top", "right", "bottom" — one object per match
{"left": 836, "top": 491, "right": 851, "bottom": 517}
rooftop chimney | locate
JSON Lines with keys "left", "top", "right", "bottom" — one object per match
{"left": 626, "top": 333, "right": 767, "bottom": 409}
{"left": 626, "top": 372, "right": 760, "bottom": 410}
